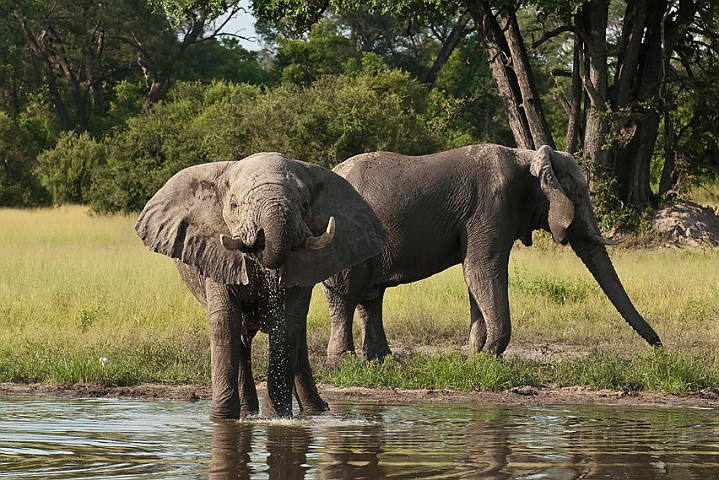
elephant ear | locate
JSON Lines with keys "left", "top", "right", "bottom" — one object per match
{"left": 134, "top": 162, "right": 250, "bottom": 285}
{"left": 279, "top": 162, "right": 388, "bottom": 287}
{"left": 529, "top": 145, "right": 574, "bottom": 245}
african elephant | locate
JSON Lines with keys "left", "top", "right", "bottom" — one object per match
{"left": 135, "top": 152, "right": 387, "bottom": 419}
{"left": 322, "top": 144, "right": 661, "bottom": 360}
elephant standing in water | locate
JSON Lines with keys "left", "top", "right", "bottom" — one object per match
{"left": 323, "top": 144, "right": 661, "bottom": 360}
{"left": 135, "top": 153, "right": 387, "bottom": 419}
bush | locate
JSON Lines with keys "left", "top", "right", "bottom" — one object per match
{"left": 0, "top": 112, "right": 51, "bottom": 207}
{"left": 88, "top": 82, "right": 262, "bottom": 213}
{"left": 90, "top": 71, "right": 442, "bottom": 213}
{"left": 36, "top": 131, "right": 105, "bottom": 205}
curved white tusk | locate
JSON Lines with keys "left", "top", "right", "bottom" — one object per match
{"left": 590, "top": 234, "right": 630, "bottom": 246}
{"left": 303, "top": 216, "right": 336, "bottom": 249}
{"left": 220, "top": 234, "right": 245, "bottom": 250}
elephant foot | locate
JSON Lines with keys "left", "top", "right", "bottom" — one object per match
{"left": 210, "top": 407, "right": 241, "bottom": 422}
{"left": 326, "top": 347, "right": 356, "bottom": 364}
{"left": 298, "top": 398, "right": 330, "bottom": 414}
{"left": 482, "top": 337, "right": 509, "bottom": 356}
{"left": 262, "top": 396, "right": 293, "bottom": 418}
{"left": 240, "top": 403, "right": 260, "bottom": 417}
{"left": 364, "top": 346, "right": 391, "bottom": 362}
{"left": 469, "top": 322, "right": 487, "bottom": 353}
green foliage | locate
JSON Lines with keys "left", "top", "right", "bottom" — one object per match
{"left": 36, "top": 131, "right": 105, "bottom": 205}
{"left": 88, "top": 81, "right": 248, "bottom": 213}
{"left": 0, "top": 112, "right": 50, "bottom": 206}
{"left": 324, "top": 351, "right": 541, "bottom": 391}
{"left": 177, "top": 37, "right": 273, "bottom": 86}
{"left": 273, "top": 19, "right": 359, "bottom": 84}
{"left": 431, "top": 37, "right": 511, "bottom": 148}
{"left": 317, "top": 348, "right": 719, "bottom": 394}
{"left": 588, "top": 173, "right": 641, "bottom": 232}
{"left": 545, "top": 349, "right": 719, "bottom": 394}
{"left": 90, "top": 70, "right": 440, "bottom": 213}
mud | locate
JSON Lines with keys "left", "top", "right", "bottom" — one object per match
{"left": 2, "top": 380, "right": 718, "bottom": 408}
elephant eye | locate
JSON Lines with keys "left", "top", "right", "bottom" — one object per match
{"left": 230, "top": 197, "right": 238, "bottom": 211}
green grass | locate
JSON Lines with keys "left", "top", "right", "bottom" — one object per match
{"left": 317, "top": 349, "right": 719, "bottom": 394}
{"left": 1, "top": 206, "right": 718, "bottom": 395}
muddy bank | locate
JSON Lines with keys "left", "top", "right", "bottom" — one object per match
{"left": 2, "top": 381, "right": 718, "bottom": 408}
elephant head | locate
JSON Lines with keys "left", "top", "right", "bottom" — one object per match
{"left": 529, "top": 145, "right": 661, "bottom": 347}
{"left": 134, "top": 152, "right": 387, "bottom": 287}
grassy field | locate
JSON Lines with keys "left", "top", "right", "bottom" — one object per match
{"left": 1, "top": 206, "right": 718, "bottom": 393}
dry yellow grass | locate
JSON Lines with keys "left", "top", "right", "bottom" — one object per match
{"left": 1, "top": 206, "right": 717, "bottom": 386}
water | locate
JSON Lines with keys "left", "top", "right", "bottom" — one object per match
{"left": 1, "top": 395, "right": 718, "bottom": 479}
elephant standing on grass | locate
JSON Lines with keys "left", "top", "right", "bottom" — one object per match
{"left": 135, "top": 153, "right": 386, "bottom": 419}
{"left": 323, "top": 144, "right": 661, "bottom": 360}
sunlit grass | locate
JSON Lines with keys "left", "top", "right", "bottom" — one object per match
{"left": 318, "top": 349, "right": 719, "bottom": 394}
{"left": 1, "top": 206, "right": 718, "bottom": 394}
{"left": 0, "top": 206, "right": 209, "bottom": 384}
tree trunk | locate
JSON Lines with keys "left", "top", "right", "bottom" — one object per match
{"left": 658, "top": 108, "right": 676, "bottom": 196}
{"left": 499, "top": 8, "right": 554, "bottom": 149}
{"left": 565, "top": 33, "right": 583, "bottom": 154}
{"left": 467, "top": 1, "right": 533, "bottom": 149}
{"left": 579, "top": 0, "right": 609, "bottom": 170}
{"left": 14, "top": 10, "right": 76, "bottom": 131}
{"left": 610, "top": 0, "right": 699, "bottom": 205}
{"left": 613, "top": 0, "right": 649, "bottom": 108}
{"left": 424, "top": 12, "right": 472, "bottom": 87}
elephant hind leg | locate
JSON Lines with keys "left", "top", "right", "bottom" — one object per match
{"left": 323, "top": 262, "right": 373, "bottom": 360}
{"left": 357, "top": 289, "right": 391, "bottom": 361}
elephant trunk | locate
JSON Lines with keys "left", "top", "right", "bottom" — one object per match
{"left": 258, "top": 203, "right": 297, "bottom": 270}
{"left": 570, "top": 237, "right": 661, "bottom": 347}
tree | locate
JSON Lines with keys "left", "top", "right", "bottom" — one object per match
{"left": 6, "top": 0, "right": 250, "bottom": 136}
{"left": 280, "top": 1, "right": 718, "bottom": 209}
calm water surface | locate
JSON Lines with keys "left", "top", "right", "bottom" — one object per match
{"left": 0, "top": 395, "right": 717, "bottom": 479}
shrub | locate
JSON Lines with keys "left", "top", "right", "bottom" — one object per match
{"left": 36, "top": 131, "right": 106, "bottom": 205}
{"left": 91, "top": 71, "right": 441, "bottom": 213}
{"left": 0, "top": 112, "right": 51, "bottom": 207}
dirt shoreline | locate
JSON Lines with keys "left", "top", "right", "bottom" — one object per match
{"left": 2, "top": 381, "right": 718, "bottom": 408}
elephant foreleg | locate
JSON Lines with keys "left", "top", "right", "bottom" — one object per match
{"left": 358, "top": 290, "right": 391, "bottom": 361}
{"left": 239, "top": 330, "right": 259, "bottom": 416}
{"left": 468, "top": 292, "right": 488, "bottom": 352}
{"left": 294, "top": 317, "right": 330, "bottom": 414}
{"left": 206, "top": 280, "right": 242, "bottom": 420}
{"left": 265, "top": 286, "right": 312, "bottom": 418}
{"left": 463, "top": 252, "right": 511, "bottom": 355}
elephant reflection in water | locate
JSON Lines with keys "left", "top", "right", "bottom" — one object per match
{"left": 209, "top": 422, "right": 253, "bottom": 480}
{"left": 209, "top": 422, "right": 311, "bottom": 480}
{"left": 209, "top": 420, "right": 387, "bottom": 480}
{"left": 318, "top": 422, "right": 385, "bottom": 480}
{"left": 461, "top": 419, "right": 513, "bottom": 480}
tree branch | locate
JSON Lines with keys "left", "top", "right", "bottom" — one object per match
{"left": 532, "top": 24, "right": 590, "bottom": 49}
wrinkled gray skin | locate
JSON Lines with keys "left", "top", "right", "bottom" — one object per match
{"left": 323, "top": 144, "right": 661, "bottom": 360}
{"left": 135, "top": 153, "right": 387, "bottom": 419}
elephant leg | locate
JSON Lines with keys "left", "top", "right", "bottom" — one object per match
{"left": 468, "top": 291, "right": 488, "bottom": 352}
{"left": 294, "top": 309, "right": 330, "bottom": 414}
{"left": 238, "top": 330, "right": 259, "bottom": 416}
{"left": 264, "top": 286, "right": 312, "bottom": 418}
{"left": 462, "top": 251, "right": 511, "bottom": 355}
{"left": 206, "top": 280, "right": 242, "bottom": 421}
{"left": 357, "top": 289, "right": 391, "bottom": 361}
{"left": 323, "top": 262, "right": 372, "bottom": 360}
